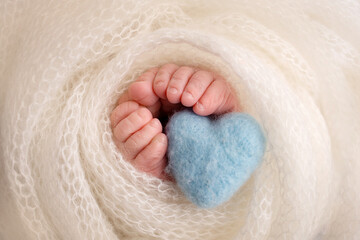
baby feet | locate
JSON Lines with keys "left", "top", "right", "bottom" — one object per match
{"left": 110, "top": 64, "right": 239, "bottom": 180}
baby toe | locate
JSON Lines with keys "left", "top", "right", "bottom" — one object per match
{"left": 110, "top": 101, "right": 139, "bottom": 129}
{"left": 166, "top": 66, "right": 195, "bottom": 104}
{"left": 133, "top": 133, "right": 168, "bottom": 178}
{"left": 181, "top": 70, "right": 214, "bottom": 107}
{"left": 129, "top": 68, "right": 159, "bottom": 106}
{"left": 153, "top": 64, "right": 179, "bottom": 99}
{"left": 123, "top": 118, "right": 162, "bottom": 160}
{"left": 193, "top": 78, "right": 234, "bottom": 116}
{"left": 113, "top": 107, "right": 152, "bottom": 142}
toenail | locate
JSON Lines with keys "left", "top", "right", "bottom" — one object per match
{"left": 168, "top": 87, "right": 177, "bottom": 95}
{"left": 156, "top": 80, "right": 164, "bottom": 86}
{"left": 156, "top": 134, "right": 167, "bottom": 144}
{"left": 183, "top": 92, "right": 194, "bottom": 100}
{"left": 196, "top": 102, "right": 204, "bottom": 110}
{"left": 150, "top": 118, "right": 160, "bottom": 128}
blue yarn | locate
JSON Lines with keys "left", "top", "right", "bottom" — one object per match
{"left": 165, "top": 109, "right": 266, "bottom": 208}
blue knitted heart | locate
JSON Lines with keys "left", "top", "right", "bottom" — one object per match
{"left": 165, "top": 109, "right": 266, "bottom": 208}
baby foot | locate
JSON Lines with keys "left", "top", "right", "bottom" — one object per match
{"left": 111, "top": 64, "right": 240, "bottom": 180}
{"left": 126, "top": 64, "right": 239, "bottom": 117}
{"left": 110, "top": 100, "right": 169, "bottom": 179}
{"left": 153, "top": 63, "right": 240, "bottom": 116}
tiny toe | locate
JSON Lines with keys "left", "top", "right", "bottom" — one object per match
{"left": 133, "top": 133, "right": 168, "bottom": 178}
{"left": 193, "top": 78, "right": 230, "bottom": 116}
{"left": 166, "top": 66, "right": 195, "bottom": 104}
{"left": 153, "top": 64, "right": 179, "bottom": 99}
{"left": 181, "top": 70, "right": 214, "bottom": 107}
{"left": 113, "top": 107, "right": 152, "bottom": 142}
{"left": 123, "top": 118, "right": 162, "bottom": 160}
{"left": 110, "top": 101, "right": 139, "bottom": 129}
{"left": 211, "top": 76, "right": 239, "bottom": 114}
{"left": 129, "top": 68, "right": 159, "bottom": 106}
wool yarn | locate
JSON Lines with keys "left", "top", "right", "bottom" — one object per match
{"left": 0, "top": 0, "right": 359, "bottom": 239}
{"left": 166, "top": 110, "right": 266, "bottom": 208}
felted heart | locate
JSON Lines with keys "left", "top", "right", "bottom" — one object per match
{"left": 165, "top": 109, "right": 266, "bottom": 208}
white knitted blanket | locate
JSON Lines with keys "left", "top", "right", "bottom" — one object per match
{"left": 1, "top": 1, "right": 359, "bottom": 239}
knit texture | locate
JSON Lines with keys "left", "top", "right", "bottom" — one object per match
{"left": 166, "top": 110, "right": 266, "bottom": 208}
{"left": 1, "top": 0, "right": 360, "bottom": 239}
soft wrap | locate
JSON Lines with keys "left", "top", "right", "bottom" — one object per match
{"left": 0, "top": 0, "right": 360, "bottom": 239}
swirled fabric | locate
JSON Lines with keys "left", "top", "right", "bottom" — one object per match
{"left": 0, "top": 0, "right": 359, "bottom": 239}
